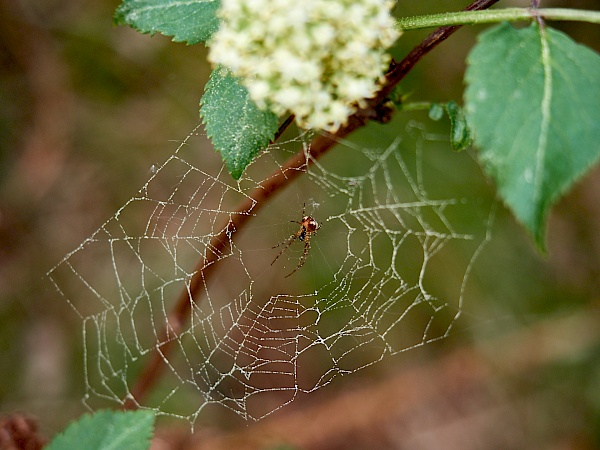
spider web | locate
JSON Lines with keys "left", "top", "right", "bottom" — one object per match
{"left": 47, "top": 121, "right": 493, "bottom": 426}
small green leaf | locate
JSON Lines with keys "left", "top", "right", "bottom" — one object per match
{"left": 428, "top": 101, "right": 472, "bottom": 150}
{"left": 200, "top": 67, "right": 279, "bottom": 179}
{"left": 114, "top": 0, "right": 221, "bottom": 45}
{"left": 465, "top": 22, "right": 600, "bottom": 248}
{"left": 46, "top": 410, "right": 155, "bottom": 450}
{"left": 445, "top": 100, "right": 472, "bottom": 151}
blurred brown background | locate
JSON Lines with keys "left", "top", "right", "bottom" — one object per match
{"left": 1, "top": 0, "right": 600, "bottom": 448}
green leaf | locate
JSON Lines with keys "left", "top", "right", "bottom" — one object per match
{"left": 445, "top": 100, "right": 472, "bottom": 151}
{"left": 465, "top": 22, "right": 600, "bottom": 248}
{"left": 46, "top": 410, "right": 155, "bottom": 450}
{"left": 200, "top": 67, "right": 279, "bottom": 179}
{"left": 428, "top": 101, "right": 472, "bottom": 151}
{"left": 114, "top": 0, "right": 221, "bottom": 45}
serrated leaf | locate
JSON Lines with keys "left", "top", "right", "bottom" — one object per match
{"left": 114, "top": 0, "right": 220, "bottom": 45}
{"left": 200, "top": 68, "right": 279, "bottom": 179}
{"left": 46, "top": 410, "right": 155, "bottom": 450}
{"left": 465, "top": 22, "right": 600, "bottom": 248}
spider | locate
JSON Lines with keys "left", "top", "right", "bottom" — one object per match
{"left": 271, "top": 203, "right": 320, "bottom": 278}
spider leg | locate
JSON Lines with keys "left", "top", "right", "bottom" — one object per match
{"left": 271, "top": 233, "right": 298, "bottom": 266}
{"left": 284, "top": 235, "right": 311, "bottom": 278}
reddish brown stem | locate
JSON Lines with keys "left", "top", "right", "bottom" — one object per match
{"left": 124, "top": 0, "right": 500, "bottom": 409}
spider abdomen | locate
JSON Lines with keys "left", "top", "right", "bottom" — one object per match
{"left": 303, "top": 217, "right": 319, "bottom": 232}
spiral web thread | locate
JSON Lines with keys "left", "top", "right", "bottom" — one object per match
{"left": 47, "top": 122, "right": 492, "bottom": 426}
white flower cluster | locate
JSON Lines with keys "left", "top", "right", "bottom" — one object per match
{"left": 208, "top": 0, "right": 399, "bottom": 132}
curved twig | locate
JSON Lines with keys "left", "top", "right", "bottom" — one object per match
{"left": 124, "top": 0, "right": 500, "bottom": 409}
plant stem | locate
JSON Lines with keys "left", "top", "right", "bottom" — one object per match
{"left": 400, "top": 102, "right": 434, "bottom": 112}
{"left": 398, "top": 8, "right": 600, "bottom": 31}
{"left": 124, "top": 0, "right": 500, "bottom": 410}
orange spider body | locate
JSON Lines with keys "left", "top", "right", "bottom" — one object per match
{"left": 271, "top": 205, "right": 320, "bottom": 278}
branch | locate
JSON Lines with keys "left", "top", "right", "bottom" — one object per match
{"left": 124, "top": 0, "right": 500, "bottom": 409}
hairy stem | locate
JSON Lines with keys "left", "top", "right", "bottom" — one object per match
{"left": 397, "top": 8, "right": 600, "bottom": 30}
{"left": 124, "top": 0, "right": 500, "bottom": 410}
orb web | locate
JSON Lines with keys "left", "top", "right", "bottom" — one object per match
{"left": 47, "top": 121, "right": 493, "bottom": 426}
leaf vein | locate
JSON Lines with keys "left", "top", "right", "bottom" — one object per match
{"left": 535, "top": 26, "right": 553, "bottom": 207}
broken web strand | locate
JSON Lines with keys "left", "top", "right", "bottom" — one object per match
{"left": 46, "top": 121, "right": 494, "bottom": 428}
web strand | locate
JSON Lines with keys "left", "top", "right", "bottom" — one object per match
{"left": 47, "top": 123, "right": 493, "bottom": 426}
{"left": 47, "top": 0, "right": 500, "bottom": 425}
{"left": 119, "top": 0, "right": 501, "bottom": 405}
